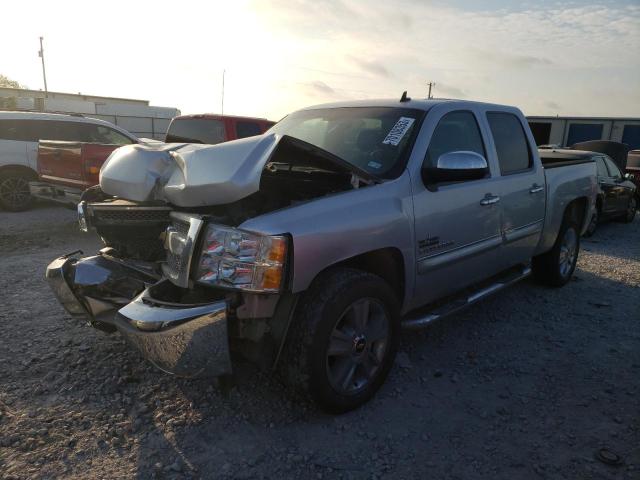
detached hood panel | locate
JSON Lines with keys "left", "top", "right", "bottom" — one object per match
{"left": 100, "top": 135, "right": 280, "bottom": 206}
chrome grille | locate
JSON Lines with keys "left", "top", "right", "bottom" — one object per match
{"left": 90, "top": 207, "right": 171, "bottom": 225}
{"left": 162, "top": 212, "right": 203, "bottom": 287}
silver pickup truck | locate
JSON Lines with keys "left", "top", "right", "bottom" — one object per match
{"left": 46, "top": 98, "right": 597, "bottom": 412}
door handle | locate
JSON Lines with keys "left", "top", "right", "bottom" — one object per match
{"left": 480, "top": 194, "right": 500, "bottom": 206}
{"left": 529, "top": 184, "right": 544, "bottom": 194}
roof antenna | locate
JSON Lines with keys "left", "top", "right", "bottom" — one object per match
{"left": 400, "top": 91, "right": 410, "bottom": 102}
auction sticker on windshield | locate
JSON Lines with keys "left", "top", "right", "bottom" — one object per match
{"left": 382, "top": 117, "right": 415, "bottom": 146}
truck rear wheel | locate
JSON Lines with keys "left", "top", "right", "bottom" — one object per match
{"left": 280, "top": 268, "right": 399, "bottom": 413}
{"left": 532, "top": 216, "right": 580, "bottom": 287}
{"left": 0, "top": 169, "right": 34, "bottom": 211}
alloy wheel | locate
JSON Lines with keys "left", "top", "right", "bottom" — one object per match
{"left": 326, "top": 298, "right": 390, "bottom": 395}
{"left": 0, "top": 177, "right": 31, "bottom": 210}
{"left": 558, "top": 227, "right": 578, "bottom": 278}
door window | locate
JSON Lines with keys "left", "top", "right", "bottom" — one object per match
{"left": 236, "top": 121, "right": 262, "bottom": 139}
{"left": 424, "top": 111, "right": 486, "bottom": 171}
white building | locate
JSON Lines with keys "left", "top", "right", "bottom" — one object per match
{"left": 526, "top": 116, "right": 640, "bottom": 150}
{"left": 0, "top": 87, "right": 179, "bottom": 140}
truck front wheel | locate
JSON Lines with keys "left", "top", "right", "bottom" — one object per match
{"left": 280, "top": 268, "right": 400, "bottom": 413}
{"left": 532, "top": 216, "right": 580, "bottom": 287}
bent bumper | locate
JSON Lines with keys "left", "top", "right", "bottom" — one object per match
{"left": 46, "top": 254, "right": 232, "bottom": 377}
{"left": 29, "top": 181, "right": 82, "bottom": 206}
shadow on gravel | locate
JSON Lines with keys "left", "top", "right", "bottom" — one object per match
{"left": 121, "top": 266, "right": 639, "bottom": 479}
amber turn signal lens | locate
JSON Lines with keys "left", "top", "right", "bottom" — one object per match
{"left": 261, "top": 266, "right": 283, "bottom": 290}
{"left": 266, "top": 237, "right": 287, "bottom": 263}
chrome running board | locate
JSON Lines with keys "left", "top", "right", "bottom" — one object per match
{"left": 402, "top": 266, "right": 532, "bottom": 330}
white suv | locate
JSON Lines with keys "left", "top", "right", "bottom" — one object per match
{"left": 0, "top": 111, "right": 137, "bottom": 211}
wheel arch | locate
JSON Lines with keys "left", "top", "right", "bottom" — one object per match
{"left": 565, "top": 196, "right": 590, "bottom": 235}
{"left": 308, "top": 247, "right": 406, "bottom": 308}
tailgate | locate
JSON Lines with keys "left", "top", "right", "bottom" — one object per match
{"left": 38, "top": 141, "right": 119, "bottom": 189}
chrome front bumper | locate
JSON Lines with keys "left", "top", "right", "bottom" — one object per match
{"left": 29, "top": 182, "right": 82, "bottom": 206}
{"left": 46, "top": 254, "right": 232, "bottom": 377}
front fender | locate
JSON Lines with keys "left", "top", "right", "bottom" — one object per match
{"left": 239, "top": 172, "right": 415, "bottom": 310}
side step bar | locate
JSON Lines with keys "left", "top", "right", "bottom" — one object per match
{"left": 401, "top": 266, "right": 532, "bottom": 330}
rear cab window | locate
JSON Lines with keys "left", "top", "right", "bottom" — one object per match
{"left": 235, "top": 121, "right": 263, "bottom": 139}
{"left": 165, "top": 118, "right": 226, "bottom": 144}
{"left": 594, "top": 156, "right": 609, "bottom": 178}
{"left": 487, "top": 112, "right": 532, "bottom": 175}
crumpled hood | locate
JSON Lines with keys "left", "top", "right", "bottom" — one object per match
{"left": 100, "top": 134, "right": 280, "bottom": 206}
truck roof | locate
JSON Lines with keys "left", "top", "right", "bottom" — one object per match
{"left": 301, "top": 97, "right": 521, "bottom": 113}
{"left": 174, "top": 113, "right": 273, "bottom": 122}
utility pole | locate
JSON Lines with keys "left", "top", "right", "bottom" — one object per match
{"left": 221, "top": 69, "right": 225, "bottom": 115}
{"left": 427, "top": 81, "right": 435, "bottom": 99}
{"left": 38, "top": 36, "right": 48, "bottom": 97}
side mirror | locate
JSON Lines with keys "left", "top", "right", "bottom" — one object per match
{"left": 423, "top": 151, "right": 488, "bottom": 184}
{"left": 625, "top": 172, "right": 635, "bottom": 181}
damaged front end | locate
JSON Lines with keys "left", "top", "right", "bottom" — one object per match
{"left": 46, "top": 249, "right": 233, "bottom": 378}
{"left": 46, "top": 133, "right": 376, "bottom": 379}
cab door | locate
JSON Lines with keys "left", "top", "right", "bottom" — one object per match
{"left": 410, "top": 110, "right": 503, "bottom": 308}
{"left": 485, "top": 112, "right": 546, "bottom": 270}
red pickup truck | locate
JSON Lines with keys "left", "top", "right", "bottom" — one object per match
{"left": 29, "top": 114, "right": 275, "bottom": 206}
{"left": 29, "top": 141, "right": 124, "bottom": 205}
{"left": 165, "top": 114, "right": 275, "bottom": 144}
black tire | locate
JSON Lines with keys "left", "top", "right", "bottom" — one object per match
{"left": 0, "top": 169, "right": 35, "bottom": 211}
{"left": 532, "top": 214, "right": 580, "bottom": 287}
{"left": 583, "top": 205, "right": 599, "bottom": 237}
{"left": 620, "top": 195, "right": 637, "bottom": 223}
{"left": 280, "top": 267, "right": 400, "bottom": 413}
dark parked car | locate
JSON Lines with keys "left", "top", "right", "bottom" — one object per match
{"left": 626, "top": 149, "right": 640, "bottom": 204}
{"left": 539, "top": 149, "right": 636, "bottom": 236}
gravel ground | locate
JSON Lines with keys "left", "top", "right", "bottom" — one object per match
{"left": 0, "top": 204, "right": 638, "bottom": 480}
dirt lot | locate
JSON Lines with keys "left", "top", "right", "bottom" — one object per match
{"left": 0, "top": 204, "right": 638, "bottom": 480}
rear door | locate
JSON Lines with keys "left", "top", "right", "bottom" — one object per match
{"left": 486, "top": 112, "right": 546, "bottom": 270}
{"left": 412, "top": 109, "right": 503, "bottom": 306}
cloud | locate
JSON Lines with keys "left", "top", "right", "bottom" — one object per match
{"left": 545, "top": 101, "right": 561, "bottom": 110}
{"left": 348, "top": 56, "right": 392, "bottom": 78}
{"left": 473, "top": 49, "right": 553, "bottom": 69}
{"left": 434, "top": 83, "right": 466, "bottom": 98}
{"left": 299, "top": 80, "right": 341, "bottom": 99}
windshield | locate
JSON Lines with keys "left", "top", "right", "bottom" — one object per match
{"left": 268, "top": 107, "right": 424, "bottom": 178}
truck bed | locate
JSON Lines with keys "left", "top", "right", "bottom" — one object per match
{"left": 536, "top": 158, "right": 597, "bottom": 254}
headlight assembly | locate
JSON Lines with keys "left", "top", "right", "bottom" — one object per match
{"left": 195, "top": 224, "right": 288, "bottom": 292}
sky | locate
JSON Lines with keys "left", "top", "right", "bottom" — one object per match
{"left": 1, "top": 0, "right": 638, "bottom": 120}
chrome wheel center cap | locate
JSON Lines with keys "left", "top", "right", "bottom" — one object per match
{"left": 353, "top": 335, "right": 367, "bottom": 354}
